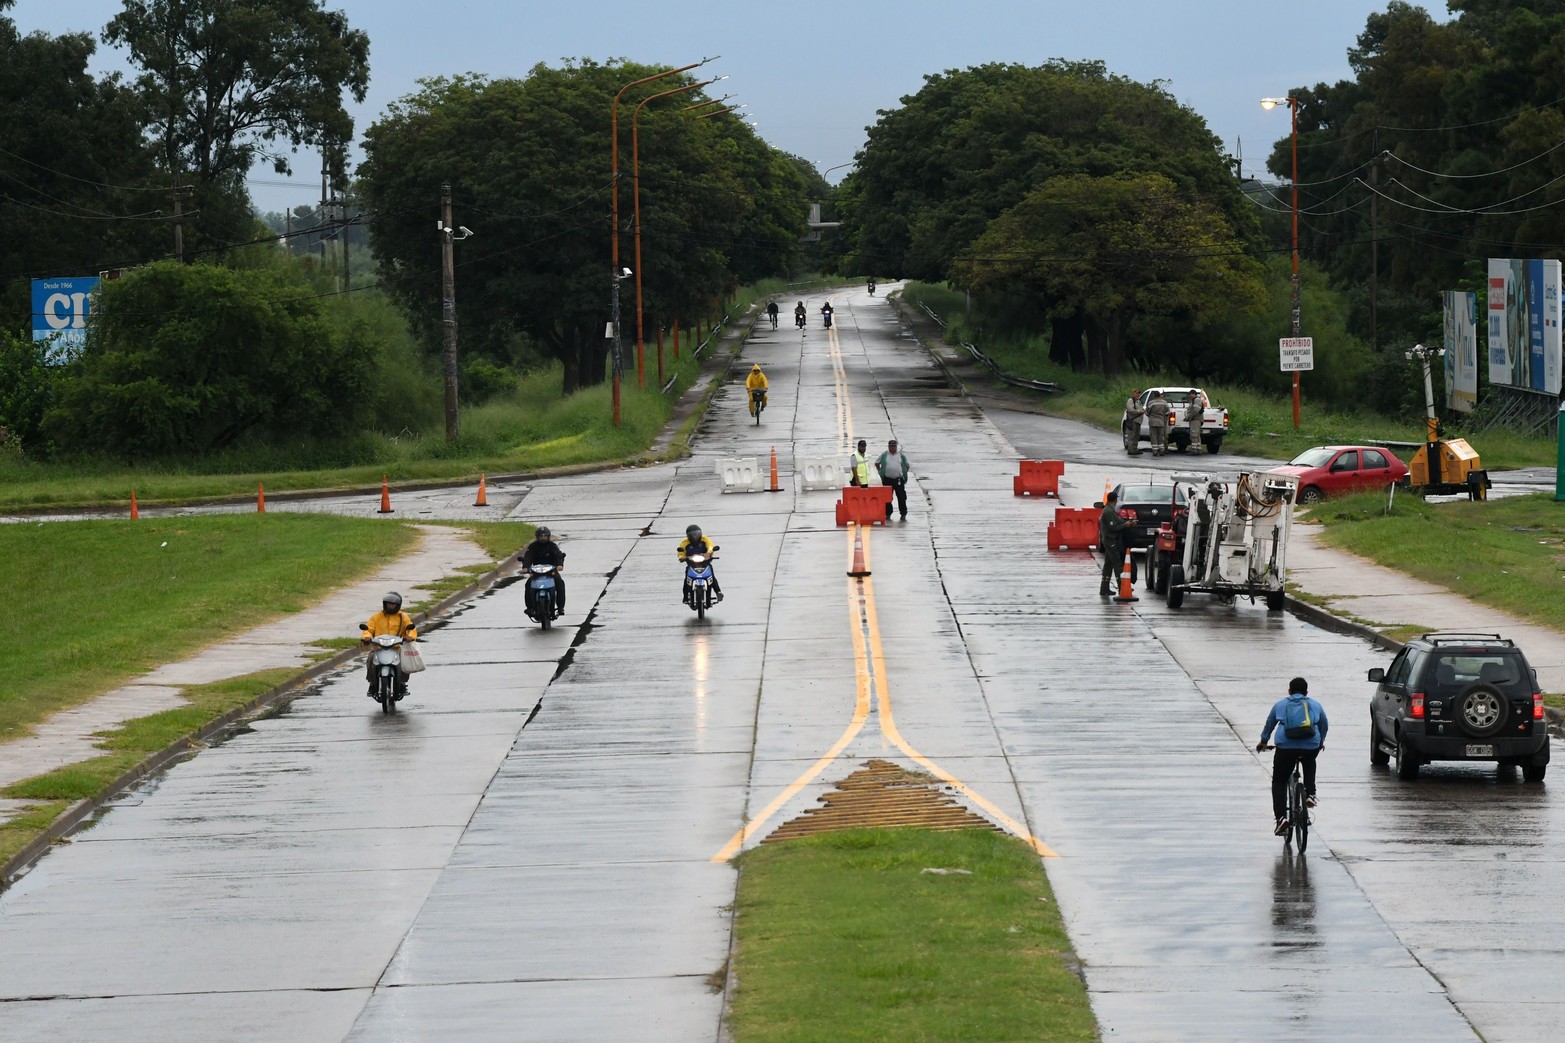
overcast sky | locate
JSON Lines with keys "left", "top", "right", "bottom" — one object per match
{"left": 12, "top": 0, "right": 1447, "bottom": 212}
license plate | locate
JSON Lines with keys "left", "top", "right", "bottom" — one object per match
{"left": 1465, "top": 744, "right": 1494, "bottom": 757}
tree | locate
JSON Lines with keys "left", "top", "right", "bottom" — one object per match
{"left": 0, "top": 2, "right": 163, "bottom": 320}
{"left": 103, "top": 0, "right": 370, "bottom": 250}
{"left": 358, "top": 61, "right": 809, "bottom": 394}
{"left": 44, "top": 260, "right": 374, "bottom": 458}
{"left": 840, "top": 61, "right": 1259, "bottom": 284}
{"left": 952, "top": 173, "right": 1266, "bottom": 376}
{"left": 0, "top": 328, "right": 54, "bottom": 453}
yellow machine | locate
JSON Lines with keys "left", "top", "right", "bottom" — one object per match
{"left": 1406, "top": 344, "right": 1490, "bottom": 500}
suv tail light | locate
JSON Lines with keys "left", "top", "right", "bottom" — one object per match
{"left": 1410, "top": 692, "right": 1425, "bottom": 719}
{"left": 1118, "top": 507, "right": 1136, "bottom": 521}
{"left": 1535, "top": 692, "right": 1545, "bottom": 720}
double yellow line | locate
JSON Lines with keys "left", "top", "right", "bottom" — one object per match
{"left": 711, "top": 525, "right": 1056, "bottom": 862}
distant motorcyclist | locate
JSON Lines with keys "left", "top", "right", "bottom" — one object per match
{"left": 361, "top": 591, "right": 417, "bottom": 699}
{"left": 867, "top": 279, "right": 876, "bottom": 296}
{"left": 519, "top": 525, "right": 566, "bottom": 619}
{"left": 745, "top": 362, "right": 769, "bottom": 416}
{"left": 821, "top": 301, "right": 834, "bottom": 328}
{"left": 794, "top": 301, "right": 807, "bottom": 328}
{"left": 677, "top": 524, "right": 722, "bottom": 603}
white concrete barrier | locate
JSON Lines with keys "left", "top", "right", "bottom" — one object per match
{"left": 798, "top": 456, "right": 844, "bottom": 492}
{"left": 718, "top": 457, "right": 766, "bottom": 493}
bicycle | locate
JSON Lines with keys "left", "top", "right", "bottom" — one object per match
{"left": 768, "top": 310, "right": 778, "bottom": 330}
{"left": 1260, "top": 745, "right": 1310, "bottom": 852}
{"left": 750, "top": 388, "right": 765, "bottom": 425}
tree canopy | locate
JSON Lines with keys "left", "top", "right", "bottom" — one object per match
{"left": 358, "top": 61, "right": 810, "bottom": 393}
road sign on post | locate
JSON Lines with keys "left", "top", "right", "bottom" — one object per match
{"left": 1279, "top": 337, "right": 1314, "bottom": 372}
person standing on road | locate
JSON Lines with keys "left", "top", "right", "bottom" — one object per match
{"left": 1123, "top": 388, "right": 1144, "bottom": 455}
{"left": 361, "top": 592, "right": 417, "bottom": 699}
{"left": 1146, "top": 391, "right": 1172, "bottom": 456}
{"left": 1256, "top": 677, "right": 1328, "bottom": 836}
{"left": 1098, "top": 489, "right": 1134, "bottom": 596}
{"left": 876, "top": 438, "right": 911, "bottom": 519}
{"left": 519, "top": 525, "right": 567, "bottom": 619}
{"left": 745, "top": 363, "right": 769, "bottom": 416}
{"left": 1185, "top": 389, "right": 1204, "bottom": 454}
{"left": 848, "top": 439, "right": 871, "bottom": 487}
{"left": 766, "top": 300, "right": 779, "bottom": 328}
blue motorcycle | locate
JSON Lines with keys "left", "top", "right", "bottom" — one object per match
{"left": 526, "top": 563, "right": 561, "bottom": 629}
{"left": 683, "top": 548, "right": 719, "bottom": 619}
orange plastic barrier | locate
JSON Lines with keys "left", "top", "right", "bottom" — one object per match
{"left": 834, "top": 486, "right": 894, "bottom": 526}
{"left": 1013, "top": 459, "right": 1064, "bottom": 497}
{"left": 1046, "top": 506, "right": 1099, "bottom": 551}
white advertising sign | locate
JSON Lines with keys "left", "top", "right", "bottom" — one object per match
{"left": 1278, "top": 337, "right": 1314, "bottom": 372}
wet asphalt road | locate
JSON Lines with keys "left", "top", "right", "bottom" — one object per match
{"left": 2, "top": 290, "right": 1564, "bottom": 1041}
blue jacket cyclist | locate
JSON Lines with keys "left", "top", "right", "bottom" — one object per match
{"left": 1256, "top": 677, "right": 1328, "bottom": 836}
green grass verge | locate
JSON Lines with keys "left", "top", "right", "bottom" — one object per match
{"left": 3, "top": 514, "right": 423, "bottom": 743}
{"left": 727, "top": 828, "right": 1095, "bottom": 1043}
{"left": 1310, "top": 491, "right": 1565, "bottom": 632}
{"left": 0, "top": 800, "right": 71, "bottom": 869}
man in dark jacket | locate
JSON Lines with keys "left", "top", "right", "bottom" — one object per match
{"left": 1099, "top": 490, "right": 1134, "bottom": 596}
{"left": 520, "top": 525, "right": 566, "bottom": 619}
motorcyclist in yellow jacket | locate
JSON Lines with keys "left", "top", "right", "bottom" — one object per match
{"left": 745, "top": 363, "right": 769, "bottom": 415}
{"left": 677, "top": 524, "right": 723, "bottom": 602}
{"left": 361, "top": 591, "right": 417, "bottom": 698}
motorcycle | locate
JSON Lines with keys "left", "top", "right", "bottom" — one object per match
{"left": 683, "top": 548, "right": 720, "bottom": 619}
{"left": 795, "top": 312, "right": 806, "bottom": 329}
{"left": 526, "top": 562, "right": 562, "bottom": 629}
{"left": 359, "top": 625, "right": 408, "bottom": 714}
{"left": 750, "top": 388, "right": 765, "bottom": 425}
{"left": 822, "top": 309, "right": 833, "bottom": 329}
{"left": 867, "top": 280, "right": 876, "bottom": 296}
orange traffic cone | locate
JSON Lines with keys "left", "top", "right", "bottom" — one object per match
{"left": 767, "top": 446, "right": 782, "bottom": 493}
{"left": 1113, "top": 550, "right": 1139, "bottom": 603}
{"left": 1103, "top": 478, "right": 1113, "bottom": 505}
{"left": 377, "top": 475, "right": 393, "bottom": 514}
{"left": 475, "top": 473, "right": 488, "bottom": 507}
{"left": 257, "top": 483, "right": 266, "bottom": 513}
{"left": 847, "top": 523, "right": 871, "bottom": 577}
{"left": 130, "top": 490, "right": 140, "bottom": 520}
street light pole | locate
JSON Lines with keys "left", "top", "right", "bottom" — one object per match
{"left": 1262, "top": 96, "right": 1302, "bottom": 429}
{"left": 632, "top": 75, "right": 724, "bottom": 389}
{"left": 611, "top": 58, "right": 714, "bottom": 425}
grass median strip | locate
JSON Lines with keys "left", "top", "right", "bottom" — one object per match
{"left": 727, "top": 828, "right": 1095, "bottom": 1043}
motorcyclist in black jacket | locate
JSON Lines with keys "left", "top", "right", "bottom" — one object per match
{"left": 520, "top": 525, "right": 566, "bottom": 618}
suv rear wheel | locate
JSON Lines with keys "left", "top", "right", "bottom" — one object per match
{"left": 1397, "top": 731, "right": 1420, "bottom": 780}
{"left": 1370, "top": 714, "right": 1390, "bottom": 766}
{"left": 1524, "top": 763, "right": 1547, "bottom": 782}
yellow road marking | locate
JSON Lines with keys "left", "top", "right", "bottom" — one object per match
{"left": 711, "top": 522, "right": 1057, "bottom": 861}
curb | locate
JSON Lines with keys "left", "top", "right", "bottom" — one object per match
{"left": 0, "top": 547, "right": 519, "bottom": 890}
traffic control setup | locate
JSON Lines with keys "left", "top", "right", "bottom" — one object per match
{"left": 834, "top": 485, "right": 893, "bottom": 526}
{"left": 1013, "top": 459, "right": 1064, "bottom": 497}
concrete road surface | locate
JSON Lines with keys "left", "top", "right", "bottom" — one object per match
{"left": 3, "top": 288, "right": 1562, "bottom": 1041}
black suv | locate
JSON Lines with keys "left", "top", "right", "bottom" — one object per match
{"left": 1367, "top": 633, "right": 1548, "bottom": 781}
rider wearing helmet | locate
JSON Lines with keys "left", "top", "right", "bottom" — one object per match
{"left": 361, "top": 591, "right": 417, "bottom": 698}
{"left": 519, "top": 525, "right": 567, "bottom": 619}
{"left": 677, "top": 524, "right": 722, "bottom": 603}
{"left": 745, "top": 363, "right": 769, "bottom": 416}
{"left": 793, "top": 301, "right": 807, "bottom": 327}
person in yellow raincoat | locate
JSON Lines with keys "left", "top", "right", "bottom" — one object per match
{"left": 361, "top": 591, "right": 417, "bottom": 698}
{"left": 745, "top": 362, "right": 769, "bottom": 416}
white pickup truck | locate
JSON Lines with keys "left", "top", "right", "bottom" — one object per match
{"left": 1121, "top": 387, "right": 1229, "bottom": 454}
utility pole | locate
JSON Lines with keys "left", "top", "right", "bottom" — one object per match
{"left": 1370, "top": 128, "right": 1380, "bottom": 356}
{"left": 320, "top": 159, "right": 329, "bottom": 274}
{"left": 441, "top": 183, "right": 460, "bottom": 442}
{"left": 170, "top": 184, "right": 192, "bottom": 262}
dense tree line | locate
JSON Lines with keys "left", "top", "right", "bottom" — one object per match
{"left": 357, "top": 62, "right": 812, "bottom": 393}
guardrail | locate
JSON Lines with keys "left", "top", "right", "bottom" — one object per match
{"left": 915, "top": 302, "right": 1062, "bottom": 395}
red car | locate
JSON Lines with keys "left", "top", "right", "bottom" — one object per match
{"left": 1269, "top": 445, "right": 1409, "bottom": 504}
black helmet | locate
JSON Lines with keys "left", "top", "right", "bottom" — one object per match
{"left": 382, "top": 591, "right": 402, "bottom": 611}
{"left": 536, "top": 526, "right": 552, "bottom": 540}
{"left": 686, "top": 524, "right": 703, "bottom": 541}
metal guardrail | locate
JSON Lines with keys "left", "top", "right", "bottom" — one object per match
{"left": 916, "top": 302, "right": 1062, "bottom": 395}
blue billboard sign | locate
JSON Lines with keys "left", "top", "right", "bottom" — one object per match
{"left": 31, "top": 276, "right": 100, "bottom": 363}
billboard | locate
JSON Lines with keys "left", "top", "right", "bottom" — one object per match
{"left": 30, "top": 276, "right": 99, "bottom": 363}
{"left": 1443, "top": 290, "right": 1478, "bottom": 413}
{"left": 1485, "top": 258, "right": 1561, "bottom": 394}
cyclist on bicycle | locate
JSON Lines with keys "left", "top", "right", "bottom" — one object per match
{"left": 745, "top": 362, "right": 769, "bottom": 415}
{"left": 766, "top": 300, "right": 779, "bottom": 328}
{"left": 1256, "top": 677, "right": 1328, "bottom": 836}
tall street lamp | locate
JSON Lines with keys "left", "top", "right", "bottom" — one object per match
{"left": 610, "top": 58, "right": 714, "bottom": 425}
{"left": 633, "top": 75, "right": 726, "bottom": 389}
{"left": 1262, "top": 95, "right": 1302, "bottom": 429}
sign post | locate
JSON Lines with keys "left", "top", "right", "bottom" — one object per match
{"left": 1279, "top": 336, "right": 1314, "bottom": 429}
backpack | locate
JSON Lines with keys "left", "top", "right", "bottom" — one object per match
{"left": 1282, "top": 698, "right": 1316, "bottom": 740}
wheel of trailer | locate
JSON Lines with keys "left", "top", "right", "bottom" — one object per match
{"left": 1370, "top": 714, "right": 1390, "bottom": 766}
{"left": 1265, "top": 589, "right": 1285, "bottom": 612}
{"left": 1143, "top": 552, "right": 1157, "bottom": 590}
{"left": 1165, "top": 565, "right": 1185, "bottom": 609}
{"left": 1396, "top": 731, "right": 1420, "bottom": 780}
